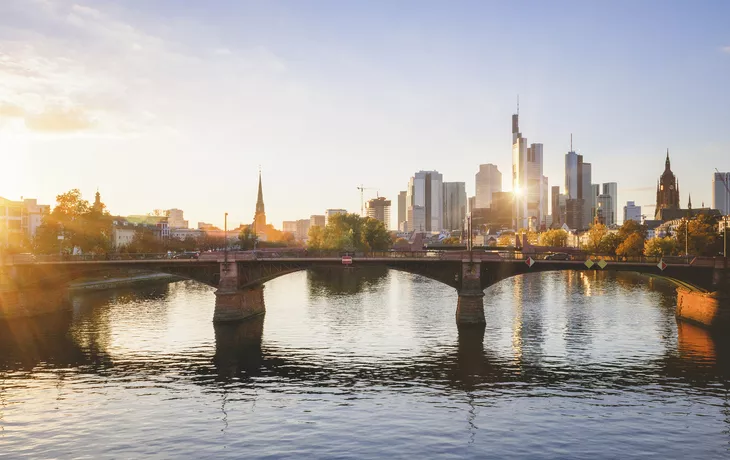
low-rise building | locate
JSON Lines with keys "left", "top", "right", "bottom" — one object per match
{"left": 0, "top": 196, "right": 50, "bottom": 248}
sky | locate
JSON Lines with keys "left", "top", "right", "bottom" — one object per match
{"left": 1, "top": 0, "right": 729, "bottom": 229}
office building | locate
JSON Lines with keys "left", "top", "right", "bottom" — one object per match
{"left": 406, "top": 170, "right": 443, "bottom": 232}
{"left": 397, "top": 191, "right": 407, "bottom": 231}
{"left": 310, "top": 215, "right": 325, "bottom": 228}
{"left": 324, "top": 209, "right": 347, "bottom": 226}
{"left": 366, "top": 197, "right": 392, "bottom": 229}
{"left": 624, "top": 201, "right": 642, "bottom": 223}
{"left": 511, "top": 111, "right": 546, "bottom": 230}
{"left": 551, "top": 186, "right": 566, "bottom": 227}
{"left": 282, "top": 221, "right": 297, "bottom": 234}
{"left": 601, "top": 182, "right": 618, "bottom": 226}
{"left": 541, "top": 176, "right": 549, "bottom": 228}
{"left": 596, "top": 194, "right": 613, "bottom": 226}
{"left": 295, "top": 219, "right": 310, "bottom": 241}
{"left": 443, "top": 182, "right": 467, "bottom": 232}
{"left": 564, "top": 145, "right": 592, "bottom": 230}
{"left": 475, "top": 164, "right": 502, "bottom": 209}
{"left": 713, "top": 171, "right": 730, "bottom": 215}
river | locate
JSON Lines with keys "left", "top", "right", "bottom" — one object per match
{"left": 1, "top": 269, "right": 729, "bottom": 459}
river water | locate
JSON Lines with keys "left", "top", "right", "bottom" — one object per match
{"left": 1, "top": 269, "right": 729, "bottom": 459}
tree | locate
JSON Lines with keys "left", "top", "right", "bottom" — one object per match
{"left": 644, "top": 237, "right": 677, "bottom": 257}
{"left": 583, "top": 224, "right": 608, "bottom": 253}
{"left": 34, "top": 189, "right": 112, "bottom": 254}
{"left": 239, "top": 226, "right": 258, "bottom": 250}
{"left": 539, "top": 229, "right": 568, "bottom": 247}
{"left": 676, "top": 214, "right": 721, "bottom": 256}
{"left": 306, "top": 213, "right": 390, "bottom": 251}
{"left": 441, "top": 237, "right": 461, "bottom": 245}
{"left": 616, "top": 233, "right": 645, "bottom": 258}
{"left": 497, "top": 233, "right": 515, "bottom": 247}
{"left": 127, "top": 228, "right": 163, "bottom": 253}
{"left": 361, "top": 217, "right": 392, "bottom": 250}
{"left": 618, "top": 220, "right": 647, "bottom": 241}
{"left": 599, "top": 233, "right": 622, "bottom": 255}
{"left": 307, "top": 226, "right": 324, "bottom": 250}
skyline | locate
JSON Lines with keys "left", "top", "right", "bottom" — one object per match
{"left": 1, "top": 0, "right": 729, "bottom": 229}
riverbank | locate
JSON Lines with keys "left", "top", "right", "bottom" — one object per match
{"left": 68, "top": 273, "right": 182, "bottom": 291}
{"left": 1, "top": 273, "right": 182, "bottom": 319}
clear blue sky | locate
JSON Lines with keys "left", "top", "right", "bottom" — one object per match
{"left": 1, "top": 0, "right": 728, "bottom": 228}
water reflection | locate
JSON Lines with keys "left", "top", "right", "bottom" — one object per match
{"left": 307, "top": 266, "right": 389, "bottom": 296}
{"left": 3, "top": 273, "right": 730, "bottom": 458}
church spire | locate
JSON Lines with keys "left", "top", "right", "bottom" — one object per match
{"left": 255, "top": 168, "right": 265, "bottom": 214}
{"left": 253, "top": 168, "right": 267, "bottom": 234}
{"left": 688, "top": 194, "right": 692, "bottom": 210}
{"left": 665, "top": 149, "right": 670, "bottom": 171}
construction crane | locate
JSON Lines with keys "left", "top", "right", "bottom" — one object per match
{"left": 356, "top": 185, "right": 378, "bottom": 216}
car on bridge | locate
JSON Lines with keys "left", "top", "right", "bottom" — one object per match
{"left": 545, "top": 252, "right": 572, "bottom": 261}
{"left": 173, "top": 252, "right": 199, "bottom": 259}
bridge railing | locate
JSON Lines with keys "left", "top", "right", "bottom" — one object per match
{"left": 1, "top": 250, "right": 715, "bottom": 266}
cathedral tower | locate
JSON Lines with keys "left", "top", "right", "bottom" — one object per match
{"left": 655, "top": 149, "right": 680, "bottom": 219}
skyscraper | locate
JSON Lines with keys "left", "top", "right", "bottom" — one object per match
{"left": 406, "top": 170, "right": 443, "bottom": 232}
{"left": 601, "top": 182, "right": 618, "bottom": 226}
{"left": 564, "top": 144, "right": 592, "bottom": 230}
{"left": 365, "top": 196, "right": 392, "bottom": 229}
{"left": 397, "top": 191, "right": 407, "bottom": 231}
{"left": 551, "top": 186, "right": 566, "bottom": 227}
{"left": 713, "top": 172, "right": 730, "bottom": 215}
{"left": 443, "top": 182, "right": 467, "bottom": 232}
{"left": 623, "top": 201, "right": 642, "bottom": 223}
{"left": 475, "top": 164, "right": 501, "bottom": 209}
{"left": 253, "top": 171, "right": 267, "bottom": 234}
{"left": 512, "top": 111, "right": 545, "bottom": 230}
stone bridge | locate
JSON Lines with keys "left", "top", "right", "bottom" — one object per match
{"left": 2, "top": 251, "right": 728, "bottom": 327}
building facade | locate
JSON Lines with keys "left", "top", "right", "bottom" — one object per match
{"left": 713, "top": 171, "right": 730, "bottom": 216}
{"left": 406, "top": 170, "right": 443, "bottom": 233}
{"left": 282, "top": 221, "right": 297, "bottom": 234}
{"left": 564, "top": 149, "right": 592, "bottom": 230}
{"left": 167, "top": 209, "right": 188, "bottom": 229}
{"left": 295, "top": 219, "right": 311, "bottom": 241}
{"left": 324, "top": 209, "right": 347, "bottom": 226}
{"left": 310, "top": 215, "right": 325, "bottom": 228}
{"left": 442, "top": 182, "right": 467, "bottom": 232}
{"left": 601, "top": 182, "right": 618, "bottom": 226}
{"left": 0, "top": 197, "right": 50, "bottom": 248}
{"left": 475, "top": 164, "right": 502, "bottom": 209}
{"left": 365, "top": 197, "right": 392, "bottom": 229}
{"left": 623, "top": 201, "right": 642, "bottom": 223}
{"left": 397, "top": 191, "right": 407, "bottom": 231}
{"left": 511, "top": 112, "right": 546, "bottom": 230}
{"left": 596, "top": 194, "right": 613, "bottom": 226}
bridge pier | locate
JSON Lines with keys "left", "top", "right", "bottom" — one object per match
{"left": 455, "top": 261, "right": 486, "bottom": 326}
{"left": 213, "top": 262, "right": 265, "bottom": 322}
